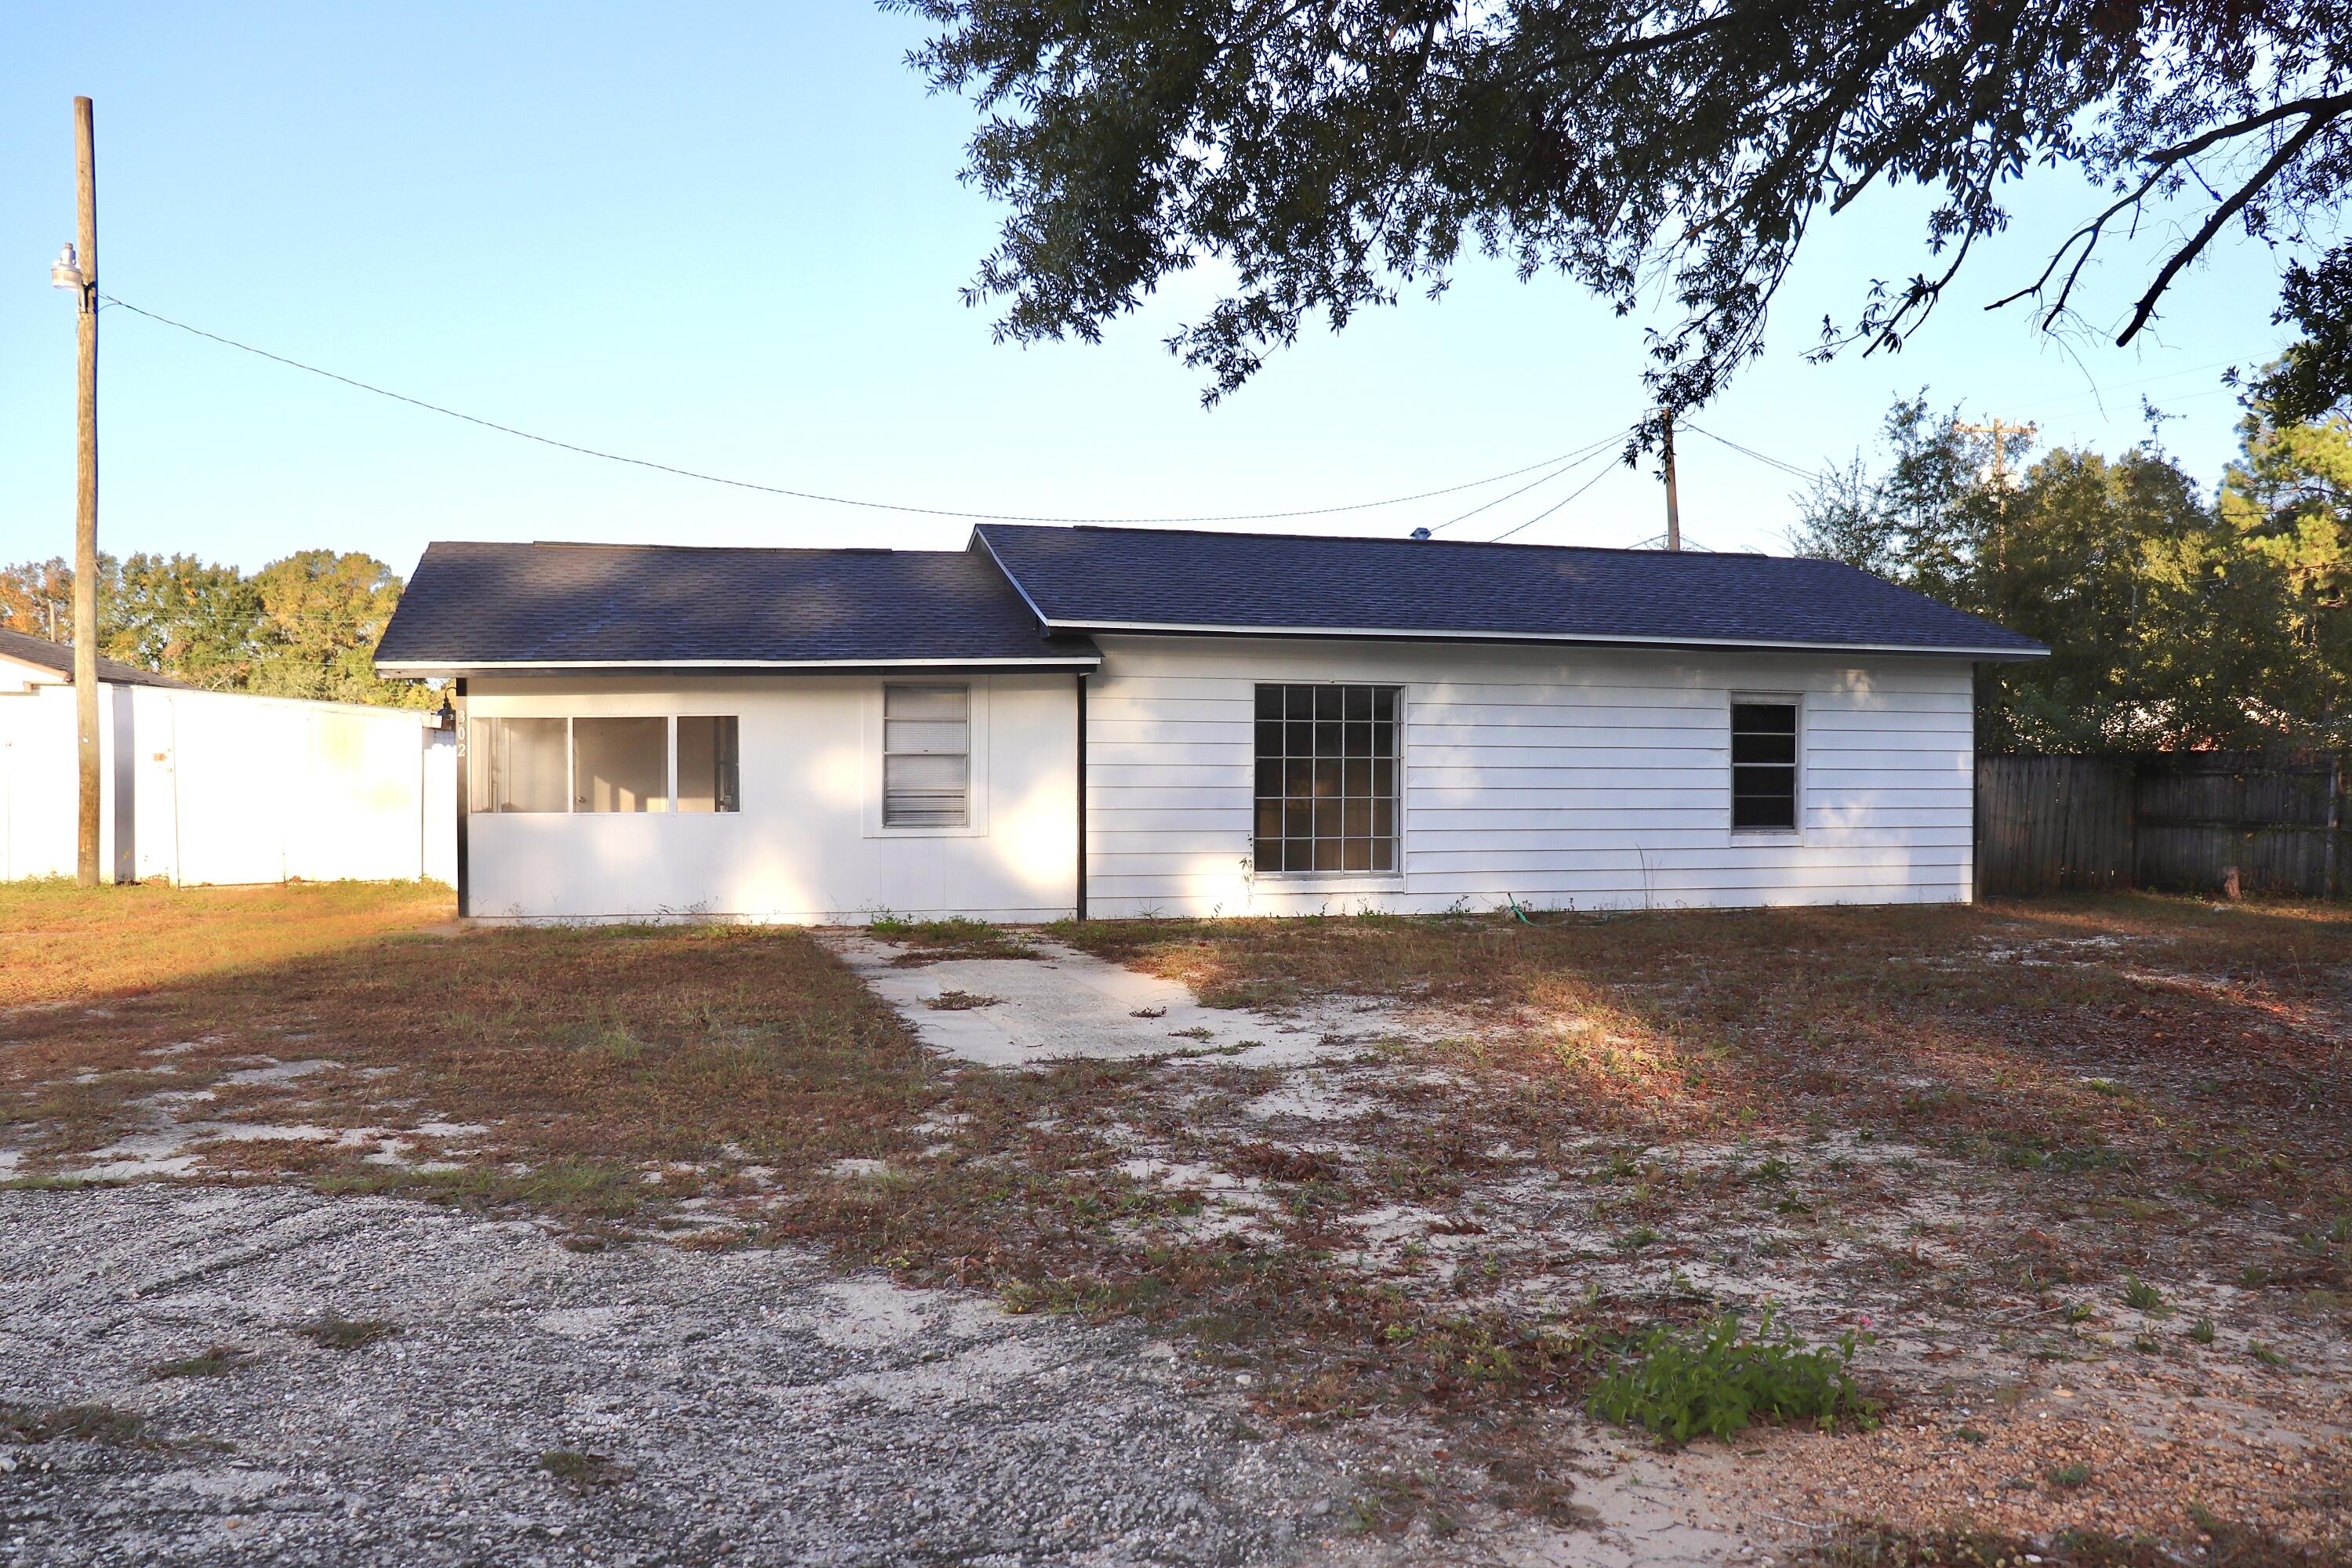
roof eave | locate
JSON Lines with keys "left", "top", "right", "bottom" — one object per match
{"left": 375, "top": 653, "right": 1105, "bottom": 679}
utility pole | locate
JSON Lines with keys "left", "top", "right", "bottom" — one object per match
{"left": 1953, "top": 416, "right": 2036, "bottom": 492}
{"left": 1661, "top": 413, "right": 1682, "bottom": 552}
{"left": 66, "top": 97, "right": 101, "bottom": 886}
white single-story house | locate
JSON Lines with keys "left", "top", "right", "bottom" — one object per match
{"left": 374, "top": 526, "right": 2046, "bottom": 924}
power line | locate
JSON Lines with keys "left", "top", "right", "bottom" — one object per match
{"left": 1490, "top": 447, "right": 1624, "bottom": 542}
{"left": 1679, "top": 421, "right": 1819, "bottom": 481}
{"left": 1425, "top": 427, "right": 1635, "bottom": 533}
{"left": 100, "top": 295, "right": 1618, "bottom": 528}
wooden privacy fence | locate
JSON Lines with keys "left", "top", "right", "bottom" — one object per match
{"left": 1976, "top": 752, "right": 2347, "bottom": 899}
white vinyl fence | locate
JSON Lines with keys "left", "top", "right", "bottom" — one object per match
{"left": 0, "top": 681, "right": 454, "bottom": 886}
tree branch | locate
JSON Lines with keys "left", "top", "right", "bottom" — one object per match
{"left": 2143, "top": 89, "right": 2352, "bottom": 169}
{"left": 2118, "top": 106, "right": 2345, "bottom": 344}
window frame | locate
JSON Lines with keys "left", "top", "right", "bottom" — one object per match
{"left": 469, "top": 715, "right": 572, "bottom": 815}
{"left": 673, "top": 715, "right": 742, "bottom": 814}
{"left": 467, "top": 713, "right": 742, "bottom": 817}
{"left": 1728, "top": 693, "right": 1803, "bottom": 837}
{"left": 571, "top": 715, "right": 673, "bottom": 814}
{"left": 1250, "top": 681, "right": 1406, "bottom": 884}
{"left": 866, "top": 680, "right": 991, "bottom": 838}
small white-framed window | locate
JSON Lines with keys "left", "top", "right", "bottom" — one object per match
{"left": 1730, "top": 698, "right": 1800, "bottom": 831}
{"left": 882, "top": 684, "right": 970, "bottom": 828}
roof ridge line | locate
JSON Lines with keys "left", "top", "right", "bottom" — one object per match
{"left": 982, "top": 520, "right": 1811, "bottom": 561}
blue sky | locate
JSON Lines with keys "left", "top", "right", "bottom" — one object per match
{"left": 0, "top": 3, "right": 2299, "bottom": 579}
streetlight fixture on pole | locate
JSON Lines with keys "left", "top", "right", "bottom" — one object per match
{"left": 50, "top": 98, "right": 102, "bottom": 885}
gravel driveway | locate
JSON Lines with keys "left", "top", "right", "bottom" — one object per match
{"left": 0, "top": 1187, "right": 1360, "bottom": 1567}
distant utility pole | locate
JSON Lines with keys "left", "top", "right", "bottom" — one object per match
{"left": 1954, "top": 416, "right": 2036, "bottom": 492}
{"left": 49, "top": 97, "right": 101, "bottom": 886}
{"left": 1661, "top": 413, "right": 1682, "bottom": 552}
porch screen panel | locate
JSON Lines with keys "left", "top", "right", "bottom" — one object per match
{"left": 573, "top": 717, "right": 670, "bottom": 812}
{"left": 676, "top": 717, "right": 740, "bottom": 813}
{"left": 471, "top": 717, "right": 568, "bottom": 814}
{"left": 1252, "top": 684, "right": 1398, "bottom": 873}
{"left": 884, "top": 685, "right": 969, "bottom": 827}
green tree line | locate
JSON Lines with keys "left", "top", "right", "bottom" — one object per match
{"left": 0, "top": 550, "right": 432, "bottom": 710}
{"left": 1796, "top": 396, "right": 2350, "bottom": 754}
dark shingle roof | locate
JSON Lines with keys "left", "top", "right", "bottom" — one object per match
{"left": 375, "top": 541, "right": 1095, "bottom": 673}
{"left": 974, "top": 524, "right": 2045, "bottom": 656}
{"left": 0, "top": 627, "right": 191, "bottom": 688}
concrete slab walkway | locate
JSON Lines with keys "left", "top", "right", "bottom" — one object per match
{"left": 818, "top": 934, "right": 1403, "bottom": 1069}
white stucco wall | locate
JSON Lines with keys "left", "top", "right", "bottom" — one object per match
{"left": 1083, "top": 635, "right": 1976, "bottom": 917}
{"left": 462, "top": 673, "right": 1081, "bottom": 924}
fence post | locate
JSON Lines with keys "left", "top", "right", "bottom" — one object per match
{"left": 2125, "top": 754, "right": 2139, "bottom": 895}
{"left": 2328, "top": 753, "right": 2342, "bottom": 902}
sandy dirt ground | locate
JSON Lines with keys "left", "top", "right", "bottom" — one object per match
{"left": 0, "top": 1185, "right": 1784, "bottom": 1568}
{"left": 13, "top": 905, "right": 2342, "bottom": 1563}
{"left": 2, "top": 1185, "right": 1345, "bottom": 1567}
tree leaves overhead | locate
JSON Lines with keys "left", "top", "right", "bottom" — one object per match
{"left": 893, "top": 0, "right": 2352, "bottom": 417}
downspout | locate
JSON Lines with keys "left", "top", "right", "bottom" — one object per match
{"left": 455, "top": 677, "right": 470, "bottom": 918}
{"left": 1074, "top": 670, "right": 1088, "bottom": 921}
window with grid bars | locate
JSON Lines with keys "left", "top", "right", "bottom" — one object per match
{"left": 1730, "top": 700, "right": 1799, "bottom": 829}
{"left": 883, "top": 684, "right": 970, "bottom": 827}
{"left": 1252, "top": 684, "right": 1399, "bottom": 874}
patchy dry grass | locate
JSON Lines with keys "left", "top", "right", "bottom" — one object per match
{"left": 0, "top": 879, "right": 451, "bottom": 1007}
{"left": 144, "top": 1345, "right": 248, "bottom": 1380}
{"left": 5, "top": 887, "right": 2348, "bottom": 1554}
{"left": 1058, "top": 896, "right": 2352, "bottom": 1269}
{"left": 288, "top": 1315, "right": 401, "bottom": 1352}
{"left": 539, "top": 1449, "right": 632, "bottom": 1490}
{"left": 1797, "top": 1516, "right": 2350, "bottom": 1567}
{"left": 1042, "top": 895, "right": 2352, "bottom": 1548}
{"left": 0, "top": 1402, "right": 147, "bottom": 1445}
{"left": 867, "top": 915, "right": 1040, "bottom": 966}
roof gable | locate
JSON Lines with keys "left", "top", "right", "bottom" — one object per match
{"left": 972, "top": 524, "right": 2045, "bottom": 657}
{"left": 0, "top": 628, "right": 191, "bottom": 688}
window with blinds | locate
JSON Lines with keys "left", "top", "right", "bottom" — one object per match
{"left": 882, "top": 684, "right": 970, "bottom": 828}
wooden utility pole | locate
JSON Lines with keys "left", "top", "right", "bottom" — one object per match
{"left": 71, "top": 96, "right": 101, "bottom": 887}
{"left": 1954, "top": 416, "right": 2035, "bottom": 491}
{"left": 1661, "top": 413, "right": 1682, "bottom": 552}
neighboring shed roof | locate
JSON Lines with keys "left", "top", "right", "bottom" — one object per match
{"left": 973, "top": 524, "right": 2046, "bottom": 658}
{"left": 0, "top": 627, "right": 192, "bottom": 688}
{"left": 374, "top": 541, "right": 1099, "bottom": 674}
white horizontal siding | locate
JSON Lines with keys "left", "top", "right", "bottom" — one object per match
{"left": 1084, "top": 635, "right": 1975, "bottom": 917}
